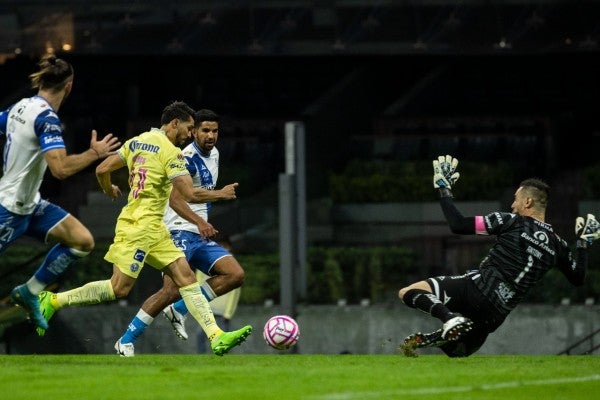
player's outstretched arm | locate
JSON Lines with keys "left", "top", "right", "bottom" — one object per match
{"left": 89, "top": 130, "right": 121, "bottom": 158}
{"left": 190, "top": 182, "right": 238, "bottom": 203}
{"left": 45, "top": 130, "right": 121, "bottom": 180}
{"left": 171, "top": 175, "right": 235, "bottom": 202}
{"left": 433, "top": 155, "right": 475, "bottom": 234}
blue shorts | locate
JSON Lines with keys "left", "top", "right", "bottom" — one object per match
{"left": 170, "top": 230, "right": 231, "bottom": 275}
{"left": 0, "top": 199, "right": 69, "bottom": 254}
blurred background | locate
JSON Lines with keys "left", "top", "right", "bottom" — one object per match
{"left": 1, "top": 0, "right": 599, "bottom": 354}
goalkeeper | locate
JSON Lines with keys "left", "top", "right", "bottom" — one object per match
{"left": 399, "top": 155, "right": 597, "bottom": 357}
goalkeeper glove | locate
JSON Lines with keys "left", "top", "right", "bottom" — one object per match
{"left": 575, "top": 214, "right": 600, "bottom": 243}
{"left": 433, "top": 155, "right": 460, "bottom": 189}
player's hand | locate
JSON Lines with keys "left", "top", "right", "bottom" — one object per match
{"left": 197, "top": 219, "right": 218, "bottom": 239}
{"left": 575, "top": 214, "right": 600, "bottom": 243}
{"left": 219, "top": 183, "right": 238, "bottom": 200}
{"left": 104, "top": 184, "right": 122, "bottom": 201}
{"left": 433, "top": 155, "right": 460, "bottom": 189}
{"left": 89, "top": 130, "right": 121, "bottom": 159}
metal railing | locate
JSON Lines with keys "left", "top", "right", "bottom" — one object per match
{"left": 558, "top": 327, "right": 600, "bottom": 355}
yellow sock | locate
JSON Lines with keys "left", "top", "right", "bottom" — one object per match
{"left": 209, "top": 329, "right": 224, "bottom": 343}
{"left": 49, "top": 293, "right": 59, "bottom": 309}
{"left": 55, "top": 280, "right": 115, "bottom": 308}
{"left": 179, "top": 282, "right": 222, "bottom": 340}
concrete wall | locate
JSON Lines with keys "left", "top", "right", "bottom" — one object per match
{"left": 3, "top": 304, "right": 598, "bottom": 356}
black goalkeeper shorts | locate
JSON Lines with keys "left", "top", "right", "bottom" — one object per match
{"left": 426, "top": 271, "right": 506, "bottom": 357}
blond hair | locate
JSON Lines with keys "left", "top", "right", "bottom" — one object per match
{"left": 29, "top": 54, "right": 74, "bottom": 92}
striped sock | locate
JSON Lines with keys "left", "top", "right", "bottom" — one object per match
{"left": 32, "top": 244, "right": 90, "bottom": 292}
{"left": 172, "top": 298, "right": 188, "bottom": 315}
{"left": 121, "top": 309, "right": 154, "bottom": 345}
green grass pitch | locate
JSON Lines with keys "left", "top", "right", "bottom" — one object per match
{"left": 1, "top": 354, "right": 599, "bottom": 399}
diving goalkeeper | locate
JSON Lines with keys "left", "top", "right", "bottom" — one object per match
{"left": 399, "top": 155, "right": 598, "bottom": 357}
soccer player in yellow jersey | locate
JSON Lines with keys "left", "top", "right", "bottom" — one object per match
{"left": 37, "top": 101, "right": 252, "bottom": 356}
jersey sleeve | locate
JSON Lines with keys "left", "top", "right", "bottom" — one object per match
{"left": 165, "top": 147, "right": 189, "bottom": 180}
{"left": 555, "top": 237, "right": 587, "bottom": 286}
{"left": 35, "top": 109, "right": 66, "bottom": 152}
{"left": 184, "top": 154, "right": 197, "bottom": 176}
{"left": 0, "top": 107, "right": 9, "bottom": 136}
{"left": 117, "top": 139, "right": 131, "bottom": 163}
{"left": 440, "top": 196, "right": 475, "bottom": 234}
{"left": 480, "top": 211, "right": 516, "bottom": 235}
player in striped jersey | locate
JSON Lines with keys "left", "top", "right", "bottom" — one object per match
{"left": 399, "top": 155, "right": 597, "bottom": 357}
{"left": 0, "top": 54, "right": 120, "bottom": 331}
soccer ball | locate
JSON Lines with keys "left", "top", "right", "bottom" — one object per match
{"left": 263, "top": 315, "right": 300, "bottom": 350}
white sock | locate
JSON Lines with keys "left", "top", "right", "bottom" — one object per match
{"left": 26, "top": 277, "right": 46, "bottom": 295}
{"left": 136, "top": 309, "right": 154, "bottom": 325}
{"left": 200, "top": 281, "right": 217, "bottom": 301}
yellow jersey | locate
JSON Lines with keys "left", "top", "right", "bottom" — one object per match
{"left": 106, "top": 128, "right": 189, "bottom": 275}
{"left": 117, "top": 128, "right": 188, "bottom": 223}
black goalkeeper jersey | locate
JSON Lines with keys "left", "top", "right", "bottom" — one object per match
{"left": 473, "top": 211, "right": 586, "bottom": 316}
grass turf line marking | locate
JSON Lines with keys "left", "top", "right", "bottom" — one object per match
{"left": 310, "top": 374, "right": 600, "bottom": 400}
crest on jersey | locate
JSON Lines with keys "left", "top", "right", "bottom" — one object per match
{"left": 533, "top": 231, "right": 549, "bottom": 244}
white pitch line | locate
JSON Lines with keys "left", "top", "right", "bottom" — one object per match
{"left": 308, "top": 374, "right": 600, "bottom": 400}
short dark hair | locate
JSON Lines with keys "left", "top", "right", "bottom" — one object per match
{"left": 160, "top": 101, "right": 195, "bottom": 125}
{"left": 194, "top": 109, "right": 219, "bottom": 127}
{"left": 520, "top": 178, "right": 550, "bottom": 208}
{"left": 29, "top": 54, "right": 74, "bottom": 91}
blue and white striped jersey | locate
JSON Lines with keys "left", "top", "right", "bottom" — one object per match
{"left": 163, "top": 140, "right": 219, "bottom": 234}
{"left": 0, "top": 96, "right": 66, "bottom": 215}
